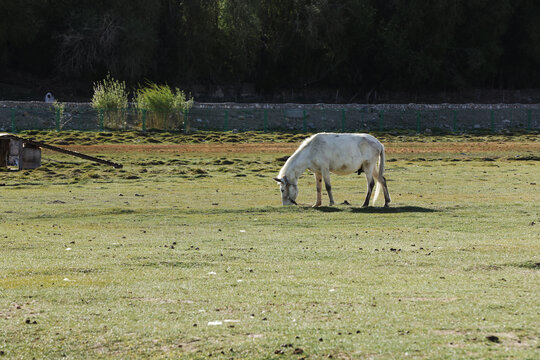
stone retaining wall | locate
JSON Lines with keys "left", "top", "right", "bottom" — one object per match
{"left": 1, "top": 101, "right": 539, "bottom": 133}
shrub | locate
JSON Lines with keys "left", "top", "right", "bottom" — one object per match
{"left": 91, "top": 75, "right": 129, "bottom": 129}
{"left": 52, "top": 101, "right": 65, "bottom": 130}
{"left": 135, "top": 83, "right": 193, "bottom": 130}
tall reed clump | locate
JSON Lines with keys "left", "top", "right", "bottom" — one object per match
{"left": 134, "top": 83, "right": 193, "bottom": 130}
{"left": 91, "top": 74, "right": 129, "bottom": 129}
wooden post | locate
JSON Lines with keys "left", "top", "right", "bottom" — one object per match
{"left": 142, "top": 109, "right": 147, "bottom": 132}
{"left": 490, "top": 110, "right": 495, "bottom": 133}
{"left": 99, "top": 109, "right": 104, "bottom": 131}
{"left": 24, "top": 138, "right": 123, "bottom": 168}
{"left": 183, "top": 109, "right": 189, "bottom": 134}
{"left": 263, "top": 109, "right": 268, "bottom": 133}
{"left": 11, "top": 108, "right": 16, "bottom": 133}
{"left": 55, "top": 108, "right": 61, "bottom": 131}
{"left": 303, "top": 110, "right": 307, "bottom": 132}
{"left": 341, "top": 109, "right": 346, "bottom": 132}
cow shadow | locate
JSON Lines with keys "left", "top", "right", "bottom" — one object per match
{"left": 310, "top": 205, "right": 438, "bottom": 213}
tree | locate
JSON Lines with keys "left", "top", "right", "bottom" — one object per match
{"left": 55, "top": 1, "right": 162, "bottom": 81}
{"left": 218, "top": 0, "right": 261, "bottom": 84}
{"left": 1, "top": 0, "right": 539, "bottom": 97}
{"left": 175, "top": 0, "right": 223, "bottom": 83}
{"left": 501, "top": 0, "right": 540, "bottom": 87}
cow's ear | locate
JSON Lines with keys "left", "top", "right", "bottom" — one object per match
{"left": 273, "top": 177, "right": 284, "bottom": 184}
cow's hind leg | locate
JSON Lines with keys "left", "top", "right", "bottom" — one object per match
{"left": 373, "top": 165, "right": 391, "bottom": 207}
{"left": 362, "top": 166, "right": 375, "bottom": 207}
{"left": 321, "top": 169, "right": 335, "bottom": 206}
{"left": 313, "top": 172, "right": 322, "bottom": 207}
{"left": 380, "top": 176, "right": 391, "bottom": 207}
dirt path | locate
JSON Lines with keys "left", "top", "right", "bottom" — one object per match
{"left": 60, "top": 141, "right": 540, "bottom": 155}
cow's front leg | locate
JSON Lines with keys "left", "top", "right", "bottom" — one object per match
{"left": 313, "top": 172, "right": 322, "bottom": 207}
{"left": 322, "top": 170, "right": 334, "bottom": 206}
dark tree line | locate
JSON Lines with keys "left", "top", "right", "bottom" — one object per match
{"left": 1, "top": 0, "right": 540, "bottom": 95}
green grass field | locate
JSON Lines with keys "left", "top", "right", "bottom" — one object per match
{"left": 1, "top": 132, "right": 539, "bottom": 359}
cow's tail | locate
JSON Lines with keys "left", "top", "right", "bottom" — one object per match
{"left": 373, "top": 144, "right": 387, "bottom": 205}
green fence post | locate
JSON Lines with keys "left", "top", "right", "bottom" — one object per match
{"left": 183, "top": 109, "right": 189, "bottom": 134}
{"left": 453, "top": 110, "right": 457, "bottom": 133}
{"left": 142, "top": 109, "right": 147, "bottom": 132}
{"left": 416, "top": 111, "right": 421, "bottom": 133}
{"left": 99, "top": 109, "right": 104, "bottom": 131}
{"left": 303, "top": 110, "right": 307, "bottom": 133}
{"left": 11, "top": 108, "right": 16, "bottom": 133}
{"left": 55, "top": 108, "right": 61, "bottom": 131}
{"left": 379, "top": 111, "right": 384, "bottom": 132}
{"left": 527, "top": 109, "right": 532, "bottom": 132}
{"left": 341, "top": 109, "right": 346, "bottom": 132}
{"left": 224, "top": 110, "right": 229, "bottom": 131}
{"left": 510, "top": 108, "right": 513, "bottom": 127}
{"left": 490, "top": 110, "right": 495, "bottom": 133}
{"left": 263, "top": 109, "right": 268, "bottom": 133}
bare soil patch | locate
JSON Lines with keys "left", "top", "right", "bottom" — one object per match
{"left": 60, "top": 141, "right": 540, "bottom": 155}
{"left": 387, "top": 141, "right": 540, "bottom": 154}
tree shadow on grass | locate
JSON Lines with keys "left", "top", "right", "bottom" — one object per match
{"left": 310, "top": 205, "right": 438, "bottom": 213}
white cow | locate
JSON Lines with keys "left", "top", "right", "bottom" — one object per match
{"left": 274, "top": 133, "right": 391, "bottom": 207}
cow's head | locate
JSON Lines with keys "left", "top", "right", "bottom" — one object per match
{"left": 274, "top": 176, "right": 298, "bottom": 205}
